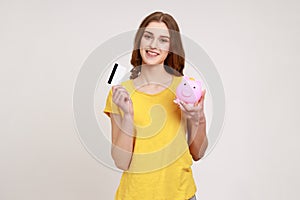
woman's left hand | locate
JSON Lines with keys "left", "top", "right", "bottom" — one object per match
{"left": 178, "top": 89, "right": 206, "bottom": 126}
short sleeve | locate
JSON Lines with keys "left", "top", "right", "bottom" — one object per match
{"left": 103, "top": 88, "right": 121, "bottom": 117}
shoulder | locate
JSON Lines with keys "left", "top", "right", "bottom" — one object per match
{"left": 168, "top": 75, "right": 183, "bottom": 93}
{"left": 106, "top": 79, "right": 132, "bottom": 97}
{"left": 172, "top": 75, "right": 183, "bottom": 87}
{"left": 119, "top": 79, "right": 132, "bottom": 87}
{"left": 173, "top": 75, "right": 183, "bottom": 83}
{"left": 119, "top": 79, "right": 134, "bottom": 93}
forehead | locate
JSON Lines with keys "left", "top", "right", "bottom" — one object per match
{"left": 144, "top": 21, "right": 170, "bottom": 37}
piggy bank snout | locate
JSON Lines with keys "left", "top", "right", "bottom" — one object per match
{"left": 175, "top": 77, "right": 202, "bottom": 104}
{"left": 181, "top": 88, "right": 194, "bottom": 97}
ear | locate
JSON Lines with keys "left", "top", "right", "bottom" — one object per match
{"left": 196, "top": 80, "right": 202, "bottom": 86}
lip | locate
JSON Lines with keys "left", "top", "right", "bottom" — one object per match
{"left": 145, "top": 49, "right": 160, "bottom": 56}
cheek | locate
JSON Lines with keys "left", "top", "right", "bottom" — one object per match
{"left": 140, "top": 38, "right": 150, "bottom": 49}
{"left": 160, "top": 42, "right": 170, "bottom": 52}
{"left": 161, "top": 50, "right": 169, "bottom": 58}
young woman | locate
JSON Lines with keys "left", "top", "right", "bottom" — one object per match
{"left": 104, "top": 11, "right": 208, "bottom": 200}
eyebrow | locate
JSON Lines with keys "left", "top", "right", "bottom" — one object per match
{"left": 144, "top": 31, "right": 170, "bottom": 39}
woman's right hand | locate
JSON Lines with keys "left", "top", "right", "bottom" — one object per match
{"left": 112, "top": 85, "right": 133, "bottom": 116}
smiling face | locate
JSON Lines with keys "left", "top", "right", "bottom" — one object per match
{"left": 139, "top": 21, "right": 170, "bottom": 66}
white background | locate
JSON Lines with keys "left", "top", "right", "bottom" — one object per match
{"left": 1, "top": 0, "right": 299, "bottom": 199}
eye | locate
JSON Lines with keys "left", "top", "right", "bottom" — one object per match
{"left": 193, "top": 86, "right": 196, "bottom": 89}
{"left": 159, "top": 38, "right": 169, "bottom": 43}
{"left": 184, "top": 83, "right": 186, "bottom": 85}
{"left": 143, "top": 34, "right": 152, "bottom": 40}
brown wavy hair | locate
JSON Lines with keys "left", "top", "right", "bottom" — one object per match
{"left": 130, "top": 11, "right": 185, "bottom": 79}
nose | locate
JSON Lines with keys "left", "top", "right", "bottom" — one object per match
{"left": 149, "top": 38, "right": 159, "bottom": 49}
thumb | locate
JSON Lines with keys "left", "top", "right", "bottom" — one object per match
{"left": 202, "top": 89, "right": 206, "bottom": 99}
{"left": 195, "top": 89, "right": 206, "bottom": 106}
{"left": 199, "top": 89, "right": 206, "bottom": 107}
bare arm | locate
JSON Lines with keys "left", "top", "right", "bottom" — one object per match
{"left": 110, "top": 113, "right": 135, "bottom": 170}
{"left": 187, "top": 115, "right": 208, "bottom": 161}
{"left": 179, "top": 89, "right": 208, "bottom": 161}
{"left": 110, "top": 85, "right": 135, "bottom": 170}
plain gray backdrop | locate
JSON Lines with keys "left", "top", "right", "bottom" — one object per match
{"left": 1, "top": 0, "right": 299, "bottom": 199}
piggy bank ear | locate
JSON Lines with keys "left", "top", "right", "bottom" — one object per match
{"left": 183, "top": 76, "right": 189, "bottom": 81}
{"left": 196, "top": 80, "right": 202, "bottom": 86}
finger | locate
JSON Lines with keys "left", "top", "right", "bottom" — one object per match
{"left": 113, "top": 94, "right": 121, "bottom": 105}
{"left": 181, "top": 109, "right": 191, "bottom": 119}
{"left": 116, "top": 92, "right": 130, "bottom": 105}
{"left": 181, "top": 103, "right": 201, "bottom": 115}
{"left": 112, "top": 90, "right": 121, "bottom": 102}
{"left": 123, "top": 94, "right": 131, "bottom": 104}
{"left": 179, "top": 101, "right": 193, "bottom": 112}
{"left": 112, "top": 85, "right": 128, "bottom": 94}
{"left": 112, "top": 86, "right": 120, "bottom": 99}
{"left": 200, "top": 89, "right": 206, "bottom": 106}
{"left": 195, "top": 88, "right": 205, "bottom": 103}
{"left": 182, "top": 102, "right": 202, "bottom": 114}
{"left": 112, "top": 85, "right": 122, "bottom": 93}
{"left": 114, "top": 93, "right": 129, "bottom": 107}
{"left": 113, "top": 88, "right": 129, "bottom": 101}
{"left": 202, "top": 89, "right": 206, "bottom": 99}
{"left": 177, "top": 103, "right": 184, "bottom": 111}
{"left": 195, "top": 89, "right": 206, "bottom": 106}
{"left": 113, "top": 91, "right": 126, "bottom": 105}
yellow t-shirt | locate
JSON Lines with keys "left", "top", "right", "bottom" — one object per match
{"left": 104, "top": 75, "right": 197, "bottom": 200}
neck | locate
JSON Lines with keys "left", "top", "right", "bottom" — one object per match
{"left": 140, "top": 64, "right": 171, "bottom": 84}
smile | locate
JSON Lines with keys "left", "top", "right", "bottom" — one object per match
{"left": 146, "top": 50, "right": 160, "bottom": 57}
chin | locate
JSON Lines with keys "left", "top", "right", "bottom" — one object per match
{"left": 141, "top": 53, "right": 166, "bottom": 66}
{"left": 143, "top": 61, "right": 164, "bottom": 66}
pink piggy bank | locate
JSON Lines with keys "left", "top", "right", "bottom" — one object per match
{"left": 174, "top": 76, "right": 202, "bottom": 105}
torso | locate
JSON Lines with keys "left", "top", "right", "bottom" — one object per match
{"left": 132, "top": 74, "right": 173, "bottom": 95}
